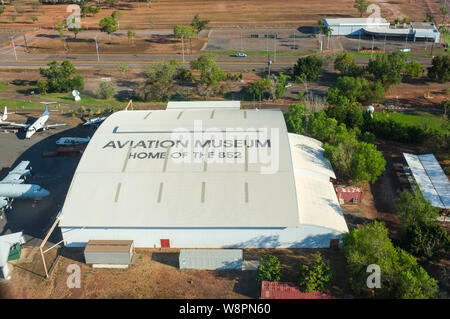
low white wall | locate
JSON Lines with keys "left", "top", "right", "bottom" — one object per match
{"left": 61, "top": 225, "right": 344, "bottom": 249}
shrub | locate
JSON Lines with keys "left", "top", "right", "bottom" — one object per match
{"left": 293, "top": 56, "right": 324, "bottom": 81}
{"left": 298, "top": 253, "right": 333, "bottom": 292}
{"left": 256, "top": 255, "right": 281, "bottom": 284}
{"left": 341, "top": 220, "right": 439, "bottom": 298}
{"left": 36, "top": 79, "right": 48, "bottom": 94}
{"left": 97, "top": 81, "right": 115, "bottom": 99}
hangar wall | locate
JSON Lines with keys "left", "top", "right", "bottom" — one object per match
{"left": 61, "top": 225, "right": 342, "bottom": 249}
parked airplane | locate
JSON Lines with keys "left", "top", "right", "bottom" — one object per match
{"left": 56, "top": 136, "right": 90, "bottom": 146}
{"left": 0, "top": 161, "right": 50, "bottom": 215}
{"left": 1, "top": 106, "right": 8, "bottom": 121}
{"left": 82, "top": 116, "right": 106, "bottom": 127}
{"left": 0, "top": 103, "right": 66, "bottom": 138}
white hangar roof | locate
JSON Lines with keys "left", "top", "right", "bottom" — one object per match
{"left": 60, "top": 108, "right": 348, "bottom": 234}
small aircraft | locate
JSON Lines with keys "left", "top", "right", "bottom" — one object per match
{"left": 0, "top": 161, "right": 50, "bottom": 215}
{"left": 0, "top": 103, "right": 66, "bottom": 139}
{"left": 82, "top": 116, "right": 107, "bottom": 127}
{"left": 56, "top": 136, "right": 90, "bottom": 146}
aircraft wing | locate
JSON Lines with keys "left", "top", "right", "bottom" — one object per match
{"left": 0, "top": 161, "right": 31, "bottom": 184}
{"left": 0, "top": 121, "right": 29, "bottom": 128}
{"left": 44, "top": 123, "right": 67, "bottom": 129}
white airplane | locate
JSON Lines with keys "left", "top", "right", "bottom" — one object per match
{"left": 0, "top": 161, "right": 50, "bottom": 215}
{"left": 82, "top": 116, "right": 107, "bottom": 127}
{"left": 0, "top": 103, "right": 67, "bottom": 139}
{"left": 56, "top": 136, "right": 90, "bottom": 146}
{"left": 1, "top": 106, "right": 8, "bottom": 121}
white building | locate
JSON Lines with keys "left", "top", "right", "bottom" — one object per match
{"left": 59, "top": 107, "right": 348, "bottom": 248}
{"left": 323, "top": 18, "right": 440, "bottom": 43}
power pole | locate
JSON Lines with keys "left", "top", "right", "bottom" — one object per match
{"left": 10, "top": 36, "right": 17, "bottom": 61}
{"left": 181, "top": 35, "right": 185, "bottom": 63}
{"left": 273, "top": 34, "right": 276, "bottom": 63}
{"left": 371, "top": 36, "right": 374, "bottom": 59}
{"left": 358, "top": 32, "right": 361, "bottom": 52}
{"left": 95, "top": 36, "right": 100, "bottom": 62}
{"left": 267, "top": 54, "right": 272, "bottom": 77}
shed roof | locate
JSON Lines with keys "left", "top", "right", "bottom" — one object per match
{"left": 403, "top": 153, "right": 450, "bottom": 209}
{"left": 60, "top": 109, "right": 300, "bottom": 228}
{"left": 324, "top": 17, "right": 389, "bottom": 26}
{"left": 84, "top": 240, "right": 133, "bottom": 253}
{"left": 260, "top": 281, "right": 331, "bottom": 299}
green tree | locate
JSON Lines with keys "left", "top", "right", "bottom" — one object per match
{"left": 173, "top": 24, "right": 196, "bottom": 54}
{"left": 248, "top": 76, "right": 271, "bottom": 100}
{"left": 0, "top": 6, "right": 5, "bottom": 16}
{"left": 111, "top": 10, "right": 122, "bottom": 29}
{"left": 298, "top": 253, "right": 333, "bottom": 292}
{"left": 191, "top": 14, "right": 210, "bottom": 37}
{"left": 56, "top": 19, "right": 68, "bottom": 51}
{"left": 39, "top": 60, "right": 84, "bottom": 93}
{"left": 396, "top": 190, "right": 440, "bottom": 227}
{"left": 284, "top": 103, "right": 307, "bottom": 134}
{"left": 406, "top": 61, "right": 423, "bottom": 78}
{"left": 354, "top": 0, "right": 371, "bottom": 17}
{"left": 127, "top": 24, "right": 136, "bottom": 45}
{"left": 367, "top": 52, "right": 408, "bottom": 88}
{"left": 190, "top": 53, "right": 225, "bottom": 86}
{"left": 427, "top": 55, "right": 449, "bottom": 83}
{"left": 350, "top": 141, "right": 386, "bottom": 183}
{"left": 341, "top": 220, "right": 438, "bottom": 298}
{"left": 99, "top": 16, "right": 118, "bottom": 41}
{"left": 117, "top": 61, "right": 129, "bottom": 75}
{"left": 136, "top": 60, "right": 181, "bottom": 101}
{"left": 306, "top": 110, "right": 338, "bottom": 142}
{"left": 334, "top": 52, "right": 356, "bottom": 75}
{"left": 36, "top": 79, "right": 48, "bottom": 94}
{"left": 97, "top": 81, "right": 115, "bottom": 99}
{"left": 274, "top": 72, "right": 290, "bottom": 99}
{"left": 403, "top": 222, "right": 450, "bottom": 261}
{"left": 293, "top": 56, "right": 324, "bottom": 82}
{"left": 256, "top": 255, "right": 281, "bottom": 284}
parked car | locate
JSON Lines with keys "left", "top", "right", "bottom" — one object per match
{"left": 284, "top": 83, "right": 292, "bottom": 88}
{"left": 234, "top": 52, "right": 247, "bottom": 57}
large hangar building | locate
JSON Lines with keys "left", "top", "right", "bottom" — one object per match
{"left": 59, "top": 107, "right": 348, "bottom": 248}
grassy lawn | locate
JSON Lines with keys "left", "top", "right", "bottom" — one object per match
{"left": 0, "top": 82, "right": 9, "bottom": 92}
{"left": 0, "top": 98, "right": 56, "bottom": 110}
{"left": 37, "top": 93, "right": 126, "bottom": 108}
{"left": 375, "top": 111, "right": 449, "bottom": 133}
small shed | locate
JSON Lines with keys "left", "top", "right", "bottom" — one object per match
{"left": 335, "top": 186, "right": 363, "bottom": 205}
{"left": 84, "top": 240, "right": 134, "bottom": 265}
{"left": 179, "top": 249, "right": 243, "bottom": 270}
{"left": 260, "top": 281, "right": 331, "bottom": 299}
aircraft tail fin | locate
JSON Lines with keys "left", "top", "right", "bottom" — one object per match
{"left": 1, "top": 106, "right": 7, "bottom": 121}
{"left": 43, "top": 104, "right": 49, "bottom": 116}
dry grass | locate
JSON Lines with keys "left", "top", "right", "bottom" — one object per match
{"left": 0, "top": 246, "right": 349, "bottom": 299}
{"left": 0, "top": 0, "right": 437, "bottom": 30}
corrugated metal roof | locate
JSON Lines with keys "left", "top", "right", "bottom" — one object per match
{"left": 403, "top": 153, "right": 450, "bottom": 209}
{"left": 324, "top": 18, "right": 389, "bottom": 25}
{"left": 60, "top": 109, "right": 300, "bottom": 228}
{"left": 84, "top": 240, "right": 133, "bottom": 253}
{"left": 179, "top": 249, "right": 242, "bottom": 270}
{"left": 289, "top": 134, "right": 348, "bottom": 233}
{"left": 167, "top": 101, "right": 241, "bottom": 110}
{"left": 260, "top": 281, "right": 331, "bottom": 299}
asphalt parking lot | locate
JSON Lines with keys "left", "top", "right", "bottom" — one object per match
{"left": 0, "top": 122, "right": 96, "bottom": 246}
